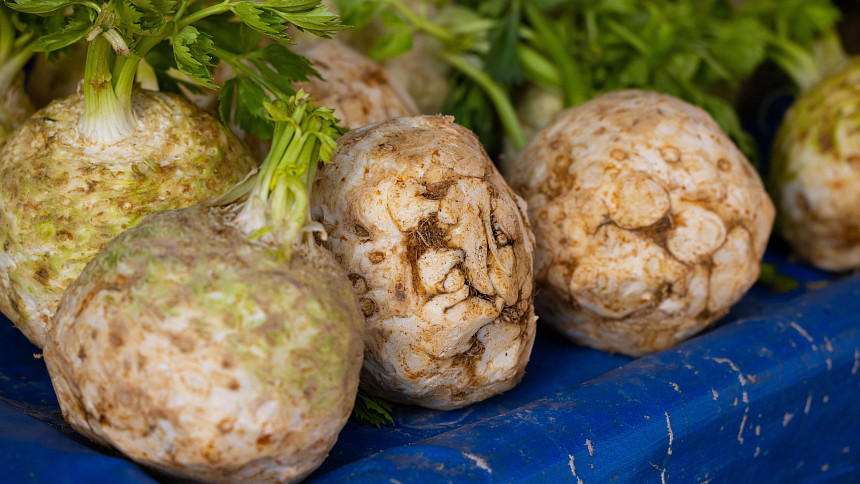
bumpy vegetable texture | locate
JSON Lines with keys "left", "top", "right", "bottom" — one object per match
{"left": 769, "top": 57, "right": 860, "bottom": 271}
{"left": 311, "top": 115, "right": 536, "bottom": 410}
{"left": 507, "top": 90, "right": 774, "bottom": 357}
{"left": 45, "top": 92, "right": 364, "bottom": 482}
{"left": 0, "top": 91, "right": 255, "bottom": 348}
{"left": 0, "top": 0, "right": 342, "bottom": 347}
{"left": 750, "top": 0, "right": 860, "bottom": 271}
{"left": 293, "top": 40, "right": 419, "bottom": 128}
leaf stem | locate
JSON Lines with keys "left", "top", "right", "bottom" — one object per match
{"left": 81, "top": 34, "right": 135, "bottom": 141}
{"left": 0, "top": 43, "right": 35, "bottom": 95}
{"left": 523, "top": 3, "right": 586, "bottom": 107}
{"left": 0, "top": 7, "right": 14, "bottom": 63}
{"left": 440, "top": 52, "right": 526, "bottom": 155}
{"left": 387, "top": 0, "right": 455, "bottom": 44}
{"left": 178, "top": 1, "right": 233, "bottom": 31}
{"left": 516, "top": 44, "right": 560, "bottom": 88}
{"left": 235, "top": 92, "right": 342, "bottom": 254}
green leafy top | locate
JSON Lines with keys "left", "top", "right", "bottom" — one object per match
{"left": 738, "top": 0, "right": 844, "bottom": 91}
{"left": 337, "top": 0, "right": 775, "bottom": 161}
{"left": 352, "top": 390, "right": 395, "bottom": 428}
{"left": 0, "top": 3, "right": 77, "bottom": 93}
{"left": 211, "top": 89, "right": 345, "bottom": 256}
{"left": 5, "top": 0, "right": 344, "bottom": 141}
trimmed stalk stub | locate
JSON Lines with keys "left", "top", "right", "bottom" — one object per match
{"left": 507, "top": 90, "right": 774, "bottom": 357}
{"left": 311, "top": 115, "right": 537, "bottom": 410}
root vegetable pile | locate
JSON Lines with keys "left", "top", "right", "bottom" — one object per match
{"left": 312, "top": 115, "right": 536, "bottom": 409}
{"left": 0, "top": 0, "right": 342, "bottom": 347}
{"left": 0, "top": 89, "right": 255, "bottom": 348}
{"left": 46, "top": 92, "right": 364, "bottom": 483}
{"left": 507, "top": 90, "right": 774, "bottom": 357}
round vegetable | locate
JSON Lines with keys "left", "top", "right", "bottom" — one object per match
{"left": 312, "top": 115, "right": 536, "bottom": 410}
{"left": 293, "top": 40, "right": 419, "bottom": 128}
{"left": 45, "top": 92, "right": 364, "bottom": 482}
{"left": 0, "top": 71, "right": 31, "bottom": 150}
{"left": 0, "top": 90, "right": 256, "bottom": 347}
{"left": 507, "top": 90, "right": 774, "bottom": 357}
{"left": 769, "top": 58, "right": 860, "bottom": 271}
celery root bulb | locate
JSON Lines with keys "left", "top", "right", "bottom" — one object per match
{"left": 46, "top": 205, "right": 364, "bottom": 482}
{"left": 508, "top": 90, "right": 774, "bottom": 357}
{"left": 311, "top": 115, "right": 536, "bottom": 410}
{"left": 770, "top": 58, "right": 860, "bottom": 271}
{"left": 293, "top": 40, "right": 419, "bottom": 128}
{"left": 0, "top": 72, "right": 34, "bottom": 150}
{"left": 0, "top": 90, "right": 256, "bottom": 347}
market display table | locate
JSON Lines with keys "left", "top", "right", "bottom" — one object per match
{"left": 2, "top": 252, "right": 858, "bottom": 483}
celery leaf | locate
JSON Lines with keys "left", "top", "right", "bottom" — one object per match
{"left": 173, "top": 26, "right": 217, "bottom": 89}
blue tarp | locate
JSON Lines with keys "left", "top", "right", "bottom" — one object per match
{"left": 2, "top": 247, "right": 858, "bottom": 482}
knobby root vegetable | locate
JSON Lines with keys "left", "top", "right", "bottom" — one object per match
{"left": 46, "top": 207, "right": 363, "bottom": 483}
{"left": 0, "top": 71, "right": 32, "bottom": 150}
{"left": 293, "top": 40, "right": 419, "bottom": 128}
{"left": 312, "top": 115, "right": 536, "bottom": 410}
{"left": 0, "top": 90, "right": 256, "bottom": 347}
{"left": 508, "top": 90, "right": 774, "bottom": 357}
{"left": 45, "top": 92, "right": 364, "bottom": 482}
{"left": 769, "top": 57, "right": 860, "bottom": 271}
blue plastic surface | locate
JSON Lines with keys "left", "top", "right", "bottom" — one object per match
{"left": 2, "top": 247, "right": 859, "bottom": 482}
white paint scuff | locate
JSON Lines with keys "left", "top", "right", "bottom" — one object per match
{"left": 805, "top": 395, "right": 813, "bottom": 415}
{"left": 463, "top": 452, "right": 492, "bottom": 474}
{"left": 670, "top": 382, "right": 680, "bottom": 392}
{"left": 568, "top": 455, "right": 584, "bottom": 484}
{"left": 586, "top": 439, "right": 594, "bottom": 457}
{"left": 738, "top": 410, "right": 748, "bottom": 445}
{"left": 711, "top": 388, "right": 719, "bottom": 400}
{"left": 665, "top": 412, "right": 674, "bottom": 455}
{"left": 783, "top": 413, "right": 794, "bottom": 427}
{"left": 710, "top": 357, "right": 747, "bottom": 386}
{"left": 789, "top": 322, "right": 814, "bottom": 343}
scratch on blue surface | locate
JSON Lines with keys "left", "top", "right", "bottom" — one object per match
{"left": 568, "top": 454, "right": 584, "bottom": 484}
{"left": 783, "top": 413, "right": 794, "bottom": 427}
{"left": 663, "top": 411, "right": 674, "bottom": 456}
{"left": 852, "top": 349, "right": 859, "bottom": 375}
{"left": 709, "top": 357, "right": 747, "bottom": 386}
{"left": 789, "top": 322, "right": 814, "bottom": 344}
{"left": 805, "top": 395, "right": 813, "bottom": 415}
{"left": 738, "top": 409, "right": 748, "bottom": 444}
{"left": 585, "top": 439, "right": 594, "bottom": 456}
{"left": 462, "top": 452, "right": 491, "bottom": 475}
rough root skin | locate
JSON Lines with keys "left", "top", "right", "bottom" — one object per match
{"left": 312, "top": 115, "right": 537, "bottom": 410}
{"left": 45, "top": 205, "right": 364, "bottom": 483}
{"left": 293, "top": 40, "right": 419, "bottom": 129}
{"left": 0, "top": 72, "right": 34, "bottom": 151}
{"left": 0, "top": 90, "right": 256, "bottom": 348}
{"left": 507, "top": 90, "right": 774, "bottom": 357}
{"left": 770, "top": 57, "right": 860, "bottom": 271}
